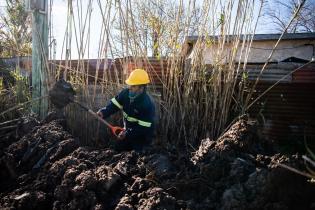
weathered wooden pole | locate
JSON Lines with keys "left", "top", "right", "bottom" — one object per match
{"left": 30, "top": 0, "right": 49, "bottom": 118}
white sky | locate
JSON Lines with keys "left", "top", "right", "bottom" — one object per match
{"left": 50, "top": 0, "right": 104, "bottom": 59}
{"left": 50, "top": 0, "right": 275, "bottom": 59}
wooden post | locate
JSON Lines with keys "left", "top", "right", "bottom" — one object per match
{"left": 31, "top": 0, "right": 49, "bottom": 119}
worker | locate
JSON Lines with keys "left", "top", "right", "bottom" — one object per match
{"left": 97, "top": 69, "right": 155, "bottom": 152}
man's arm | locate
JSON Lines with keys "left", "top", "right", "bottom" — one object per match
{"left": 98, "top": 89, "right": 127, "bottom": 119}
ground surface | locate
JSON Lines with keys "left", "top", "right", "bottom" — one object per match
{"left": 0, "top": 113, "right": 314, "bottom": 210}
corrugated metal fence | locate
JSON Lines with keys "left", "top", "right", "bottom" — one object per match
{"left": 247, "top": 63, "right": 315, "bottom": 142}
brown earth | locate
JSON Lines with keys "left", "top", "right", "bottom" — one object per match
{"left": 0, "top": 113, "right": 314, "bottom": 210}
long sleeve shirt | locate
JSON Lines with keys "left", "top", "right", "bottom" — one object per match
{"left": 99, "top": 88, "right": 155, "bottom": 140}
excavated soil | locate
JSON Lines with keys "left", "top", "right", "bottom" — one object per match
{"left": 0, "top": 114, "right": 314, "bottom": 210}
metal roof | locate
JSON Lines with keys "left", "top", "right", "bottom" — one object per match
{"left": 185, "top": 33, "right": 315, "bottom": 43}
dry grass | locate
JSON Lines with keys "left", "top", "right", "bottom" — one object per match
{"left": 26, "top": 0, "right": 308, "bottom": 148}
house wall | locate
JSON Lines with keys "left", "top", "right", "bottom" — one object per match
{"left": 196, "top": 39, "right": 315, "bottom": 64}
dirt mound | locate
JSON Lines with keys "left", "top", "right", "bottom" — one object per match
{"left": 0, "top": 112, "right": 183, "bottom": 209}
{"left": 191, "top": 116, "right": 258, "bottom": 164}
{"left": 191, "top": 116, "right": 315, "bottom": 210}
{"left": 0, "top": 116, "right": 39, "bottom": 155}
{"left": 0, "top": 112, "right": 78, "bottom": 193}
{"left": 1, "top": 114, "right": 314, "bottom": 210}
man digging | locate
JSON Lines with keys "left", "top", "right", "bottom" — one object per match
{"left": 97, "top": 69, "right": 155, "bottom": 152}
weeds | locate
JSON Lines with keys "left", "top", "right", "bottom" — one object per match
{"left": 0, "top": 66, "right": 31, "bottom": 122}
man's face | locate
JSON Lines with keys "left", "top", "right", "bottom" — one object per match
{"left": 128, "top": 85, "right": 142, "bottom": 94}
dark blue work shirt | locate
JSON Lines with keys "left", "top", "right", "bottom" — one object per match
{"left": 100, "top": 88, "right": 155, "bottom": 142}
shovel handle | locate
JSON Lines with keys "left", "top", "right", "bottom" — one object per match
{"left": 88, "top": 110, "right": 124, "bottom": 136}
{"left": 88, "top": 110, "right": 111, "bottom": 127}
{"left": 71, "top": 100, "right": 124, "bottom": 137}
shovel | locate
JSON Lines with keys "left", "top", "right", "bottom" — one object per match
{"left": 49, "top": 79, "right": 124, "bottom": 137}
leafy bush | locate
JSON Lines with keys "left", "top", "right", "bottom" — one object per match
{"left": 0, "top": 64, "right": 30, "bottom": 122}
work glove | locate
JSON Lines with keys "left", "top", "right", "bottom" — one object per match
{"left": 117, "top": 130, "right": 126, "bottom": 140}
{"left": 96, "top": 110, "right": 103, "bottom": 119}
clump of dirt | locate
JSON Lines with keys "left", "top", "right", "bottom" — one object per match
{"left": 49, "top": 79, "right": 76, "bottom": 109}
{"left": 192, "top": 116, "right": 259, "bottom": 164}
{"left": 0, "top": 114, "right": 314, "bottom": 210}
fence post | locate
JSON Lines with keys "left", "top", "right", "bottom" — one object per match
{"left": 31, "top": 0, "right": 49, "bottom": 119}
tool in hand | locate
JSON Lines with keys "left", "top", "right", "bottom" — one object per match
{"left": 49, "top": 79, "right": 124, "bottom": 137}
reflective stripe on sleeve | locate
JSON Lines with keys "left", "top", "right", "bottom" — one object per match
{"left": 123, "top": 112, "right": 138, "bottom": 122}
{"left": 111, "top": 98, "right": 123, "bottom": 109}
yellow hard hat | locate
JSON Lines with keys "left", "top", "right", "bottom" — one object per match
{"left": 125, "top": 68, "right": 150, "bottom": 85}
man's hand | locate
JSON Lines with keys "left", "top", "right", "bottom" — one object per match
{"left": 97, "top": 110, "right": 103, "bottom": 118}
{"left": 117, "top": 130, "right": 126, "bottom": 140}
